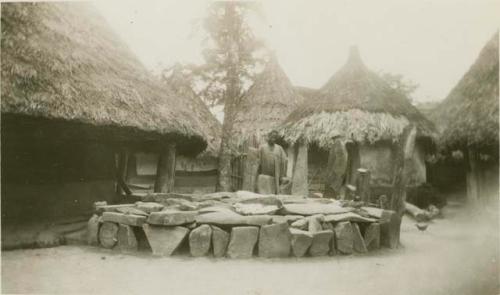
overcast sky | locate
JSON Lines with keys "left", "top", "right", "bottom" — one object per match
{"left": 94, "top": 0, "right": 499, "bottom": 103}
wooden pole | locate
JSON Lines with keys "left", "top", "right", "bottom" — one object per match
{"left": 154, "top": 143, "right": 176, "bottom": 193}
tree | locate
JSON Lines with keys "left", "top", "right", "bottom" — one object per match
{"left": 380, "top": 72, "right": 419, "bottom": 103}
{"left": 198, "top": 1, "right": 266, "bottom": 191}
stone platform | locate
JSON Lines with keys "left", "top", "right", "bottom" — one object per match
{"left": 88, "top": 191, "right": 400, "bottom": 258}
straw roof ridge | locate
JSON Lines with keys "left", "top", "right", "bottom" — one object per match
{"left": 281, "top": 46, "right": 436, "bottom": 147}
{"left": 432, "top": 32, "right": 499, "bottom": 152}
{"left": 1, "top": 2, "right": 207, "bottom": 153}
{"left": 232, "top": 55, "right": 304, "bottom": 147}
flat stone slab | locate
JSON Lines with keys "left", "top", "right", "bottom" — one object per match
{"left": 227, "top": 226, "right": 259, "bottom": 259}
{"left": 189, "top": 225, "right": 212, "bottom": 257}
{"left": 99, "top": 222, "right": 119, "bottom": 249}
{"left": 352, "top": 223, "right": 368, "bottom": 253}
{"left": 364, "top": 223, "right": 381, "bottom": 250}
{"left": 142, "top": 224, "right": 189, "bottom": 256}
{"left": 271, "top": 215, "right": 303, "bottom": 224}
{"left": 87, "top": 214, "right": 101, "bottom": 246}
{"left": 147, "top": 210, "right": 197, "bottom": 226}
{"left": 258, "top": 223, "right": 291, "bottom": 258}
{"left": 360, "top": 206, "right": 384, "bottom": 219}
{"left": 136, "top": 202, "right": 164, "bottom": 214}
{"left": 196, "top": 211, "right": 272, "bottom": 227}
{"left": 282, "top": 203, "right": 353, "bottom": 216}
{"left": 234, "top": 203, "right": 280, "bottom": 216}
{"left": 290, "top": 228, "right": 313, "bottom": 257}
{"left": 102, "top": 212, "right": 146, "bottom": 227}
{"left": 115, "top": 207, "right": 148, "bottom": 216}
{"left": 95, "top": 204, "right": 135, "bottom": 215}
{"left": 117, "top": 224, "right": 138, "bottom": 253}
{"left": 334, "top": 221, "right": 354, "bottom": 254}
{"left": 211, "top": 226, "right": 230, "bottom": 258}
{"left": 324, "top": 212, "right": 377, "bottom": 223}
{"left": 309, "top": 230, "right": 334, "bottom": 257}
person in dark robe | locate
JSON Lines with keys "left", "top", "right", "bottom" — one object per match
{"left": 257, "top": 130, "right": 289, "bottom": 194}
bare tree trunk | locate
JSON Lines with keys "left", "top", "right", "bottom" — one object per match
{"left": 154, "top": 143, "right": 176, "bottom": 193}
{"left": 390, "top": 124, "right": 417, "bottom": 246}
{"left": 216, "top": 2, "right": 241, "bottom": 192}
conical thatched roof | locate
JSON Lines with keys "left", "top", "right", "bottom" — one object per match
{"left": 1, "top": 2, "right": 207, "bottom": 154}
{"left": 164, "top": 65, "right": 222, "bottom": 157}
{"left": 280, "top": 47, "right": 436, "bottom": 148}
{"left": 432, "top": 32, "right": 499, "bottom": 153}
{"left": 232, "top": 56, "right": 304, "bottom": 148}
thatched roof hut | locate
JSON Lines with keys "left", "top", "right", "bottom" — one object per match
{"left": 281, "top": 47, "right": 436, "bottom": 148}
{"left": 232, "top": 56, "right": 304, "bottom": 148}
{"left": 1, "top": 2, "right": 208, "bottom": 155}
{"left": 163, "top": 65, "right": 222, "bottom": 157}
{"left": 432, "top": 33, "right": 499, "bottom": 154}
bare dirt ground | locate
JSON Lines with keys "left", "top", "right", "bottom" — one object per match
{"left": 2, "top": 201, "right": 499, "bottom": 295}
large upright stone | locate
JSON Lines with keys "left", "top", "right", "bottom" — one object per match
{"left": 99, "top": 222, "right": 119, "bottom": 249}
{"left": 242, "top": 147, "right": 259, "bottom": 192}
{"left": 352, "top": 223, "right": 368, "bottom": 253}
{"left": 308, "top": 215, "right": 324, "bottom": 233}
{"left": 142, "top": 224, "right": 189, "bottom": 256}
{"left": 334, "top": 221, "right": 354, "bottom": 254}
{"left": 290, "top": 228, "right": 313, "bottom": 257}
{"left": 227, "top": 227, "right": 259, "bottom": 259}
{"left": 364, "top": 223, "right": 381, "bottom": 250}
{"left": 87, "top": 214, "right": 101, "bottom": 246}
{"left": 147, "top": 210, "right": 197, "bottom": 226}
{"left": 189, "top": 225, "right": 212, "bottom": 257}
{"left": 379, "top": 210, "right": 400, "bottom": 249}
{"left": 211, "top": 226, "right": 230, "bottom": 258}
{"left": 309, "top": 230, "right": 334, "bottom": 257}
{"left": 258, "top": 223, "right": 291, "bottom": 258}
{"left": 117, "top": 224, "right": 138, "bottom": 253}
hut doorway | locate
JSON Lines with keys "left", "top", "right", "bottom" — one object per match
{"left": 345, "top": 142, "right": 361, "bottom": 186}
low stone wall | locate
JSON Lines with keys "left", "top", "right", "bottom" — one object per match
{"left": 88, "top": 191, "right": 401, "bottom": 258}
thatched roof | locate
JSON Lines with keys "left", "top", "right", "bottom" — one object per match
{"left": 164, "top": 65, "right": 222, "bottom": 157}
{"left": 232, "top": 56, "right": 304, "bottom": 148}
{"left": 280, "top": 47, "right": 436, "bottom": 148}
{"left": 1, "top": 2, "right": 207, "bottom": 154}
{"left": 432, "top": 32, "right": 499, "bottom": 152}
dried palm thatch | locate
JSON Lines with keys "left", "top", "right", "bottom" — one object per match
{"left": 432, "top": 32, "right": 499, "bottom": 153}
{"left": 1, "top": 2, "right": 207, "bottom": 154}
{"left": 232, "top": 56, "right": 304, "bottom": 148}
{"left": 280, "top": 47, "right": 436, "bottom": 148}
{"left": 164, "top": 66, "right": 222, "bottom": 157}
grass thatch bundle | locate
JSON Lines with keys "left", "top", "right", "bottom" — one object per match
{"left": 232, "top": 56, "right": 304, "bottom": 148}
{"left": 432, "top": 32, "right": 499, "bottom": 153}
{"left": 1, "top": 3, "right": 208, "bottom": 153}
{"left": 280, "top": 47, "right": 436, "bottom": 148}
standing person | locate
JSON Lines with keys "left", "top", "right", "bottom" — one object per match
{"left": 257, "top": 130, "right": 289, "bottom": 194}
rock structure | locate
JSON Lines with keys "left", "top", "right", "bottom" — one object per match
{"left": 89, "top": 191, "right": 399, "bottom": 258}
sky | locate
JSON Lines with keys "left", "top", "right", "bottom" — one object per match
{"left": 94, "top": 0, "right": 499, "bottom": 103}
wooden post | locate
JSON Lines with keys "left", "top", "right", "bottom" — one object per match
{"left": 291, "top": 142, "right": 308, "bottom": 196}
{"left": 390, "top": 125, "right": 417, "bottom": 246}
{"left": 154, "top": 143, "right": 176, "bottom": 193}
{"left": 466, "top": 148, "right": 480, "bottom": 204}
{"left": 356, "top": 168, "right": 371, "bottom": 203}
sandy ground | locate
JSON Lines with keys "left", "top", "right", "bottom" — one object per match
{"left": 1, "top": 201, "right": 499, "bottom": 295}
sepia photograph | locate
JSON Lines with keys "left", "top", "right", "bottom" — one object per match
{"left": 0, "top": 0, "right": 499, "bottom": 294}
